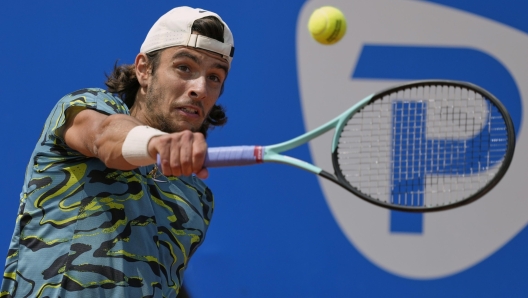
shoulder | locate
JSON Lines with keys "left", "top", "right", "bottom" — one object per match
{"left": 184, "top": 175, "right": 208, "bottom": 187}
{"left": 178, "top": 176, "right": 212, "bottom": 196}
{"left": 172, "top": 176, "right": 214, "bottom": 220}
{"left": 60, "top": 88, "right": 129, "bottom": 115}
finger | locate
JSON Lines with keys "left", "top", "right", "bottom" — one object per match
{"left": 196, "top": 167, "right": 209, "bottom": 179}
{"left": 191, "top": 133, "right": 207, "bottom": 175}
{"left": 160, "top": 153, "right": 173, "bottom": 176}
{"left": 176, "top": 131, "right": 194, "bottom": 176}
{"left": 149, "top": 135, "right": 172, "bottom": 176}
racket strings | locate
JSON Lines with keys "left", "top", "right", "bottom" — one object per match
{"left": 336, "top": 84, "right": 510, "bottom": 208}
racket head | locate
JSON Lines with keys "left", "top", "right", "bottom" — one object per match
{"left": 331, "top": 80, "right": 516, "bottom": 212}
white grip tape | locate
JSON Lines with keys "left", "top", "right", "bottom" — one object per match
{"left": 122, "top": 126, "right": 167, "bottom": 166}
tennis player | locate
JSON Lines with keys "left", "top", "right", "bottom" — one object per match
{"left": 1, "top": 6, "right": 234, "bottom": 297}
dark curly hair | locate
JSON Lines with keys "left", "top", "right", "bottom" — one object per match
{"left": 105, "top": 16, "right": 228, "bottom": 138}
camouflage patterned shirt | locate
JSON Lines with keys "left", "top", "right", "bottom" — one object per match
{"left": 1, "top": 88, "right": 214, "bottom": 297}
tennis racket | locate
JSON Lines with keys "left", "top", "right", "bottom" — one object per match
{"left": 165, "top": 80, "right": 516, "bottom": 212}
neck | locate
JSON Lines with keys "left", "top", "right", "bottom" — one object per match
{"left": 129, "top": 90, "right": 149, "bottom": 124}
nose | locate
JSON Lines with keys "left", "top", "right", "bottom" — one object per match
{"left": 188, "top": 75, "right": 207, "bottom": 100}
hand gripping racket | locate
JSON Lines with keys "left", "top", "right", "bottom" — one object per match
{"left": 171, "top": 80, "right": 516, "bottom": 212}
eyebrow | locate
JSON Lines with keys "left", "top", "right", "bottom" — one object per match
{"left": 172, "top": 50, "right": 229, "bottom": 74}
{"left": 173, "top": 51, "right": 199, "bottom": 63}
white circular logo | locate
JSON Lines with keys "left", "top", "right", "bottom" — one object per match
{"left": 297, "top": 0, "right": 528, "bottom": 278}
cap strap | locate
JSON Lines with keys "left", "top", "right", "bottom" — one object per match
{"left": 187, "top": 34, "right": 234, "bottom": 59}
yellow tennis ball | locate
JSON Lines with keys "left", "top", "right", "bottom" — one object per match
{"left": 308, "top": 6, "right": 347, "bottom": 45}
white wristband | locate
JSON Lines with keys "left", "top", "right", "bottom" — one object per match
{"left": 122, "top": 126, "right": 167, "bottom": 166}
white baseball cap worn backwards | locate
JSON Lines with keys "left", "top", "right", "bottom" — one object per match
{"left": 140, "top": 6, "right": 235, "bottom": 67}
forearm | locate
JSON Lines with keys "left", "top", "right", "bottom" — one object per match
{"left": 64, "top": 110, "right": 145, "bottom": 170}
{"left": 64, "top": 109, "right": 210, "bottom": 178}
{"left": 93, "top": 114, "right": 147, "bottom": 169}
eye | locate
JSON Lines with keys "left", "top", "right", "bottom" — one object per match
{"left": 208, "top": 74, "right": 221, "bottom": 82}
{"left": 178, "top": 65, "right": 189, "bottom": 71}
{"left": 176, "top": 65, "right": 190, "bottom": 72}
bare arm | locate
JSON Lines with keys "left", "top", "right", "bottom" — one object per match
{"left": 63, "top": 109, "right": 209, "bottom": 178}
{"left": 63, "top": 109, "right": 143, "bottom": 170}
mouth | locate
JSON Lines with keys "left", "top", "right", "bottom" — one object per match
{"left": 176, "top": 105, "right": 202, "bottom": 118}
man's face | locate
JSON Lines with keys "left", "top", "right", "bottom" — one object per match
{"left": 144, "top": 46, "right": 229, "bottom": 133}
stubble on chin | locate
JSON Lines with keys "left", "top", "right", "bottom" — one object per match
{"left": 145, "top": 89, "right": 205, "bottom": 134}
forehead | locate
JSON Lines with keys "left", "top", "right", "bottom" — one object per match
{"left": 160, "top": 46, "right": 229, "bottom": 70}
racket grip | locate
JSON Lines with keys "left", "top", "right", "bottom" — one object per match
{"left": 205, "top": 146, "right": 263, "bottom": 167}
{"left": 156, "top": 146, "right": 263, "bottom": 168}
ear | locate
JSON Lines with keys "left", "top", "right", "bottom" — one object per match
{"left": 135, "top": 53, "right": 151, "bottom": 88}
